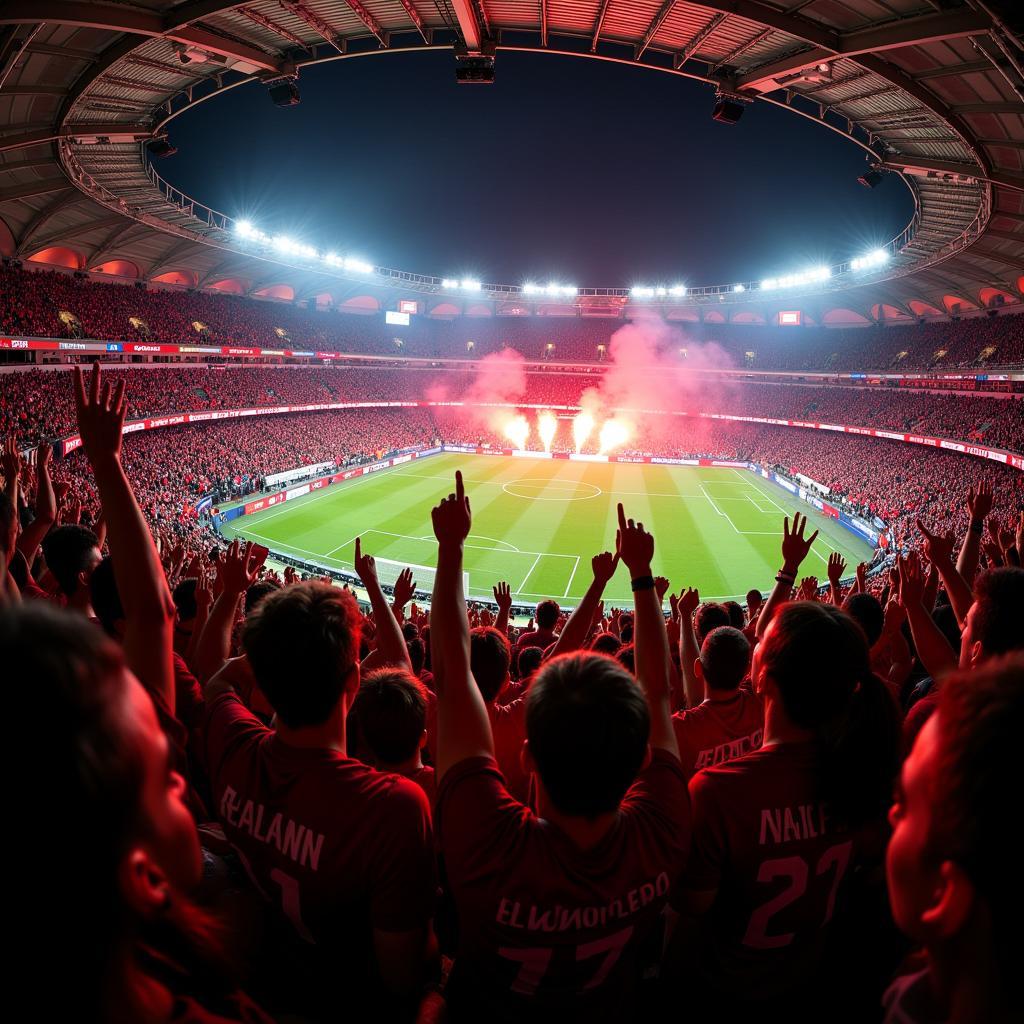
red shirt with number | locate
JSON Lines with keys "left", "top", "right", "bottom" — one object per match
{"left": 671, "top": 690, "right": 764, "bottom": 778}
{"left": 436, "top": 750, "right": 690, "bottom": 1022}
{"left": 202, "top": 692, "right": 436, "bottom": 992}
{"left": 679, "top": 741, "right": 883, "bottom": 1000}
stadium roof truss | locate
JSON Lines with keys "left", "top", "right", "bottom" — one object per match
{"left": 0, "top": 0, "right": 1022, "bottom": 320}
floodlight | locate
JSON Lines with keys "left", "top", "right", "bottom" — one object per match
{"left": 669, "top": 285, "right": 686, "bottom": 297}
{"left": 268, "top": 78, "right": 300, "bottom": 107}
{"left": 858, "top": 169, "right": 883, "bottom": 189}
{"left": 147, "top": 135, "right": 177, "bottom": 158}
{"left": 712, "top": 98, "right": 745, "bottom": 124}
{"left": 733, "top": 284, "right": 745, "bottom": 293}
{"left": 236, "top": 220, "right": 255, "bottom": 237}
{"left": 461, "top": 279, "right": 481, "bottom": 291}
{"left": 441, "top": 278, "right": 458, "bottom": 289}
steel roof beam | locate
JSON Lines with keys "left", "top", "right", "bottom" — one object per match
{"left": 675, "top": 12, "right": 729, "bottom": 66}
{"left": 541, "top": 0, "right": 548, "bottom": 48}
{"left": 590, "top": 0, "right": 611, "bottom": 53}
{"left": 735, "top": 8, "right": 990, "bottom": 92}
{"left": 237, "top": 6, "right": 309, "bottom": 49}
{"left": 339, "top": 0, "right": 387, "bottom": 46}
{"left": 636, "top": 0, "right": 678, "bottom": 61}
{"left": 449, "top": 0, "right": 483, "bottom": 52}
{"left": 279, "top": 2, "right": 346, "bottom": 53}
{"left": 0, "top": 177, "right": 70, "bottom": 203}
{"left": 26, "top": 213, "right": 129, "bottom": 255}
{"left": 0, "top": 2, "right": 284, "bottom": 73}
{"left": 395, "top": 0, "right": 429, "bottom": 45}
{"left": 882, "top": 157, "right": 1024, "bottom": 192}
{"left": 0, "top": 124, "right": 152, "bottom": 155}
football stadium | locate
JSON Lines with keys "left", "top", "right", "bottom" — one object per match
{"left": 2, "top": 1, "right": 1023, "bottom": 1021}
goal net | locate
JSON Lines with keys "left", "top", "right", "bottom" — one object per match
{"left": 372, "top": 558, "right": 470, "bottom": 600}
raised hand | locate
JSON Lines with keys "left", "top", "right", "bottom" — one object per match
{"left": 492, "top": 580, "right": 512, "bottom": 614}
{"left": 882, "top": 596, "right": 906, "bottom": 636}
{"left": 592, "top": 550, "right": 619, "bottom": 585}
{"left": 195, "top": 571, "right": 214, "bottom": 616}
{"left": 35, "top": 441, "right": 50, "bottom": 471}
{"left": 431, "top": 470, "right": 471, "bottom": 547}
{"left": 827, "top": 552, "right": 847, "bottom": 586}
{"left": 797, "top": 576, "right": 819, "bottom": 601}
{"left": 654, "top": 576, "right": 670, "bottom": 602}
{"left": 677, "top": 586, "right": 700, "bottom": 620}
{"left": 354, "top": 536, "right": 378, "bottom": 586}
{"left": 781, "top": 513, "right": 819, "bottom": 573}
{"left": 615, "top": 502, "right": 654, "bottom": 575}
{"left": 392, "top": 566, "right": 417, "bottom": 609}
{"left": 73, "top": 362, "right": 127, "bottom": 466}
{"left": 917, "top": 519, "right": 955, "bottom": 566}
{"left": 220, "top": 538, "right": 266, "bottom": 596}
{"left": 897, "top": 551, "right": 926, "bottom": 607}
{"left": 967, "top": 480, "right": 994, "bottom": 522}
{"left": 1, "top": 437, "right": 22, "bottom": 485}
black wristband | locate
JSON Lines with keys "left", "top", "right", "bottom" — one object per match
{"left": 631, "top": 575, "right": 656, "bottom": 592}
{"left": 776, "top": 569, "right": 796, "bottom": 583}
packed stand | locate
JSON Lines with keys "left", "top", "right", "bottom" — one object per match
{"left": 3, "top": 261, "right": 1024, "bottom": 370}
{"left": 4, "top": 362, "right": 1022, "bottom": 1024}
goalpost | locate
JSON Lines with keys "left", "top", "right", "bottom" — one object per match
{"left": 372, "top": 557, "right": 471, "bottom": 600}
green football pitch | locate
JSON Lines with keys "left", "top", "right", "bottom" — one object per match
{"left": 223, "top": 453, "right": 874, "bottom": 606}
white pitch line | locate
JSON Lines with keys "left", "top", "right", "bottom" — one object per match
{"left": 562, "top": 555, "right": 582, "bottom": 598}
{"left": 517, "top": 553, "right": 544, "bottom": 594}
{"left": 700, "top": 484, "right": 740, "bottom": 534}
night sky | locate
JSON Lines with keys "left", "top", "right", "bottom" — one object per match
{"left": 166, "top": 49, "right": 913, "bottom": 288}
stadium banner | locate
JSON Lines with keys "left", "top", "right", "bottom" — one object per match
{"left": 265, "top": 460, "right": 335, "bottom": 487}
{"left": 285, "top": 484, "right": 311, "bottom": 501}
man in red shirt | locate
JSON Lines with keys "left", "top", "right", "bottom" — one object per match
{"left": 202, "top": 581, "right": 437, "bottom": 1017}
{"left": 352, "top": 667, "right": 436, "bottom": 808}
{"left": 672, "top": 625, "right": 762, "bottom": 777}
{"left": 430, "top": 473, "right": 690, "bottom": 1021}
{"left": 515, "top": 598, "right": 560, "bottom": 653}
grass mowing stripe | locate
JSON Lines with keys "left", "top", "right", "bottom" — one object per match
{"left": 225, "top": 456, "right": 875, "bottom": 606}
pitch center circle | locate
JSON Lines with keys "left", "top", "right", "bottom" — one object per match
{"left": 502, "top": 480, "right": 602, "bottom": 501}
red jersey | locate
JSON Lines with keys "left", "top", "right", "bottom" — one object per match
{"left": 202, "top": 693, "right": 436, "bottom": 983}
{"left": 404, "top": 764, "right": 436, "bottom": 808}
{"left": 515, "top": 628, "right": 557, "bottom": 653}
{"left": 680, "top": 741, "right": 882, "bottom": 1000}
{"left": 671, "top": 690, "right": 764, "bottom": 778}
{"left": 489, "top": 698, "right": 531, "bottom": 805}
{"left": 436, "top": 751, "right": 690, "bottom": 1022}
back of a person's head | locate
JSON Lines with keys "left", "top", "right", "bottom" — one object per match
{"left": 535, "top": 599, "right": 560, "bottom": 630}
{"left": 695, "top": 602, "right": 730, "bottom": 644}
{"left": 244, "top": 582, "right": 360, "bottom": 728}
{"left": 42, "top": 523, "right": 99, "bottom": 596}
{"left": 759, "top": 602, "right": 900, "bottom": 824}
{"left": 745, "top": 589, "right": 763, "bottom": 611}
{"left": 933, "top": 656, "right": 1023, "bottom": 990}
{"left": 352, "top": 669, "right": 426, "bottom": 766}
{"left": 526, "top": 651, "right": 649, "bottom": 819}
{"left": 700, "top": 626, "right": 750, "bottom": 692}
{"left": 172, "top": 577, "right": 198, "bottom": 622}
{"left": 470, "top": 625, "right": 511, "bottom": 703}
{"left": 89, "top": 555, "right": 123, "bottom": 636}
{"left": 615, "top": 642, "right": 635, "bottom": 676}
{"left": 723, "top": 601, "right": 746, "bottom": 630}
{"left": 590, "top": 631, "right": 622, "bottom": 657}
{"left": 407, "top": 635, "right": 425, "bottom": 675}
{"left": 402, "top": 621, "right": 419, "bottom": 642}
{"left": 970, "top": 567, "right": 1024, "bottom": 658}
{"left": 516, "top": 643, "right": 543, "bottom": 682}
{"left": 244, "top": 578, "right": 280, "bottom": 617}
{"left": 843, "top": 592, "right": 884, "bottom": 647}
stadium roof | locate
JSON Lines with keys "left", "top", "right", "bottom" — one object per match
{"left": 1, "top": 0, "right": 1022, "bottom": 323}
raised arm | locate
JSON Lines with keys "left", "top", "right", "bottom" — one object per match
{"left": 390, "top": 566, "right": 416, "bottom": 624}
{"left": 826, "top": 552, "right": 847, "bottom": 606}
{"left": 956, "top": 481, "right": 992, "bottom": 586}
{"left": 897, "top": 551, "right": 957, "bottom": 680}
{"left": 917, "top": 519, "right": 974, "bottom": 626}
{"left": 430, "top": 471, "right": 493, "bottom": 779}
{"left": 547, "top": 552, "right": 618, "bottom": 658}
{"left": 74, "top": 363, "right": 176, "bottom": 708}
{"left": 492, "top": 580, "right": 512, "bottom": 637}
{"left": 194, "top": 539, "right": 264, "bottom": 684}
{"left": 756, "top": 513, "right": 818, "bottom": 639}
{"left": 356, "top": 539, "right": 413, "bottom": 672}
{"left": 17, "top": 443, "right": 56, "bottom": 565}
{"left": 676, "top": 587, "right": 701, "bottom": 710}
{"left": 617, "top": 503, "right": 678, "bottom": 757}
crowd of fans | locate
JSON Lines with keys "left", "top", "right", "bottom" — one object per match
{"left": 4, "top": 362, "right": 1021, "bottom": 1023}
{"left": 1, "top": 364, "right": 1022, "bottom": 457}
{"left": 3, "top": 261, "right": 1023, "bottom": 369}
